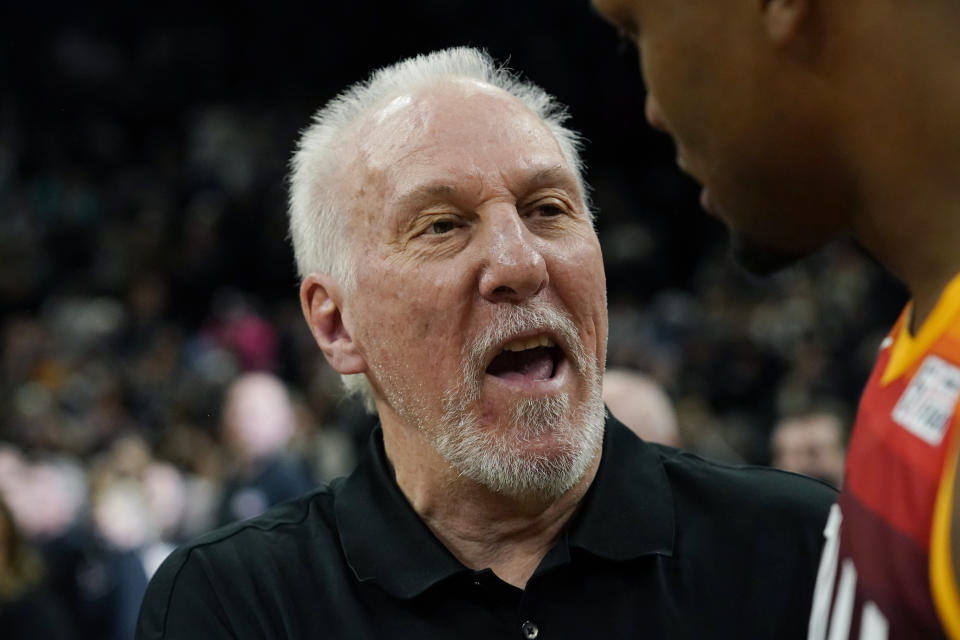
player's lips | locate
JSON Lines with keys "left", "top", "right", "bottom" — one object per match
{"left": 676, "top": 156, "right": 715, "bottom": 215}
{"left": 700, "top": 187, "right": 717, "bottom": 216}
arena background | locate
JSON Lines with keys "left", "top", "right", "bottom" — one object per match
{"left": 0, "top": 3, "right": 907, "bottom": 637}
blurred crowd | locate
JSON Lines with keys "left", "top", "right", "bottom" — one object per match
{"left": 0, "top": 298, "right": 363, "bottom": 638}
{"left": 1, "top": 5, "right": 909, "bottom": 638}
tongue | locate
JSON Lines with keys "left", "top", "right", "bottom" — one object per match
{"left": 486, "top": 346, "right": 555, "bottom": 381}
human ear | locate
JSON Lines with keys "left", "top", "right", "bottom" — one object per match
{"left": 762, "top": 0, "right": 811, "bottom": 44}
{"left": 300, "top": 273, "right": 367, "bottom": 375}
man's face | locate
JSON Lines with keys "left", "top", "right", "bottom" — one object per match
{"left": 592, "top": 0, "right": 847, "bottom": 273}
{"left": 341, "top": 81, "right": 608, "bottom": 499}
{"left": 772, "top": 416, "right": 846, "bottom": 487}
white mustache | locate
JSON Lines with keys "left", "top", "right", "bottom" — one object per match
{"left": 466, "top": 303, "right": 588, "bottom": 380}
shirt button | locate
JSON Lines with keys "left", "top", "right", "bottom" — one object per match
{"left": 521, "top": 620, "right": 539, "bottom": 639}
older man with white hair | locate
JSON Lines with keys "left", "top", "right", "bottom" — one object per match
{"left": 138, "top": 48, "right": 835, "bottom": 640}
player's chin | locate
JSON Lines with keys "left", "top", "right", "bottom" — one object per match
{"left": 729, "top": 232, "right": 810, "bottom": 276}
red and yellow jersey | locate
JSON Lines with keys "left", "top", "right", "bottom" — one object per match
{"left": 808, "top": 273, "right": 960, "bottom": 640}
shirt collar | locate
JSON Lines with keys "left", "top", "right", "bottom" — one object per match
{"left": 334, "top": 428, "right": 466, "bottom": 599}
{"left": 566, "top": 417, "right": 675, "bottom": 561}
{"left": 334, "top": 415, "right": 675, "bottom": 599}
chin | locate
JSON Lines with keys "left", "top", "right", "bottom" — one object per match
{"left": 730, "top": 232, "right": 811, "bottom": 276}
{"left": 433, "top": 384, "right": 606, "bottom": 501}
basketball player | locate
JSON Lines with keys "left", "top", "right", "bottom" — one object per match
{"left": 591, "top": 0, "right": 960, "bottom": 637}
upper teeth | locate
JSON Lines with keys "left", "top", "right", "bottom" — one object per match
{"left": 502, "top": 335, "right": 555, "bottom": 352}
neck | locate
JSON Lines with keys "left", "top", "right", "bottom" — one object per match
{"left": 830, "top": 3, "right": 960, "bottom": 329}
{"left": 853, "top": 182, "right": 960, "bottom": 333}
{"left": 378, "top": 408, "right": 600, "bottom": 589}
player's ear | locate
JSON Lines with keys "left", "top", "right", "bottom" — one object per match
{"left": 300, "top": 273, "right": 367, "bottom": 375}
{"left": 761, "top": 0, "right": 812, "bottom": 45}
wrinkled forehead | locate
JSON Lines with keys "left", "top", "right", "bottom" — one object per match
{"left": 362, "top": 81, "right": 549, "bottom": 159}
{"left": 341, "top": 80, "right": 578, "bottom": 206}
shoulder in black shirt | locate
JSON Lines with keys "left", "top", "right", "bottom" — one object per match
{"left": 137, "top": 417, "right": 835, "bottom": 640}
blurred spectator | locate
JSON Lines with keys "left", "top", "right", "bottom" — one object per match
{"left": 140, "top": 461, "right": 187, "bottom": 573}
{"left": 603, "top": 368, "right": 681, "bottom": 447}
{"left": 8, "top": 456, "right": 86, "bottom": 544}
{"left": 216, "top": 372, "right": 315, "bottom": 526}
{"left": 203, "top": 290, "right": 278, "bottom": 373}
{"left": 0, "top": 494, "right": 75, "bottom": 640}
{"left": 32, "top": 437, "right": 151, "bottom": 640}
{"left": 288, "top": 392, "right": 357, "bottom": 483}
{"left": 152, "top": 423, "right": 223, "bottom": 540}
{"left": 770, "top": 405, "right": 848, "bottom": 488}
{"left": 86, "top": 478, "right": 151, "bottom": 640}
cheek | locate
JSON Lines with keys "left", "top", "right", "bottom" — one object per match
{"left": 550, "top": 238, "right": 608, "bottom": 349}
{"left": 353, "top": 263, "right": 473, "bottom": 366}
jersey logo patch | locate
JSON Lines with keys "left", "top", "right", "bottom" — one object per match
{"left": 892, "top": 355, "right": 960, "bottom": 445}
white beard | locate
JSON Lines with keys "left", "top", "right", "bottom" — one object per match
{"left": 432, "top": 378, "right": 605, "bottom": 500}
{"left": 414, "top": 303, "right": 607, "bottom": 500}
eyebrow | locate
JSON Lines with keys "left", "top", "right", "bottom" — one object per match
{"left": 393, "top": 164, "right": 580, "bottom": 217}
{"left": 526, "top": 165, "right": 579, "bottom": 193}
{"left": 395, "top": 183, "right": 456, "bottom": 211}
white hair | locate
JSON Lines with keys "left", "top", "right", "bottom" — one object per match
{"left": 288, "top": 47, "right": 588, "bottom": 410}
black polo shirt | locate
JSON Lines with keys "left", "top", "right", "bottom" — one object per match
{"left": 137, "top": 417, "right": 835, "bottom": 639}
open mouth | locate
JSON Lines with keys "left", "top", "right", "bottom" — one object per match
{"left": 484, "top": 335, "right": 564, "bottom": 383}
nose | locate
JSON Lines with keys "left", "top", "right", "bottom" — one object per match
{"left": 478, "top": 208, "right": 548, "bottom": 303}
{"left": 644, "top": 93, "right": 667, "bottom": 133}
